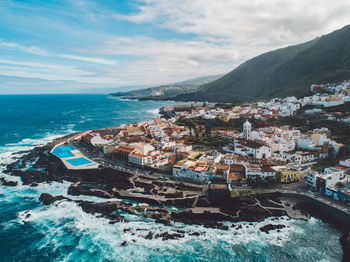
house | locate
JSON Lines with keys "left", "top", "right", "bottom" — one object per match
{"left": 306, "top": 170, "right": 319, "bottom": 189}
{"left": 339, "top": 159, "right": 350, "bottom": 168}
{"left": 130, "top": 143, "right": 155, "bottom": 155}
{"left": 245, "top": 165, "right": 276, "bottom": 180}
{"left": 297, "top": 137, "right": 316, "bottom": 150}
{"left": 223, "top": 154, "right": 240, "bottom": 165}
{"left": 115, "top": 145, "right": 136, "bottom": 161}
{"left": 233, "top": 138, "right": 272, "bottom": 159}
{"left": 227, "top": 164, "right": 245, "bottom": 183}
{"left": 173, "top": 162, "right": 213, "bottom": 182}
{"left": 128, "top": 151, "right": 152, "bottom": 166}
{"left": 199, "top": 151, "right": 222, "bottom": 164}
{"left": 272, "top": 166, "right": 300, "bottom": 183}
{"left": 213, "top": 164, "right": 230, "bottom": 179}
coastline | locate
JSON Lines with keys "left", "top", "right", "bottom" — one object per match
{"left": 1, "top": 135, "right": 349, "bottom": 259}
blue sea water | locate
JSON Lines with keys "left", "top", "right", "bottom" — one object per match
{"left": 0, "top": 95, "right": 343, "bottom": 261}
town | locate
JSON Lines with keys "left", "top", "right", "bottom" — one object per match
{"left": 52, "top": 80, "right": 350, "bottom": 206}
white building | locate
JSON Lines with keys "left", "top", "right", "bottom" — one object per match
{"left": 130, "top": 143, "right": 155, "bottom": 155}
{"left": 128, "top": 152, "right": 152, "bottom": 166}
{"left": 297, "top": 137, "right": 316, "bottom": 150}
{"left": 233, "top": 138, "right": 272, "bottom": 159}
{"left": 173, "top": 163, "right": 211, "bottom": 182}
{"left": 243, "top": 120, "right": 252, "bottom": 140}
{"left": 245, "top": 165, "right": 276, "bottom": 180}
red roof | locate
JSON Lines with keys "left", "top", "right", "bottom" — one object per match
{"left": 227, "top": 172, "right": 245, "bottom": 180}
{"left": 334, "top": 165, "right": 348, "bottom": 171}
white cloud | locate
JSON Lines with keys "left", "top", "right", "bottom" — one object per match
{"left": 0, "top": 59, "right": 120, "bottom": 84}
{"left": 0, "top": 40, "right": 49, "bottom": 56}
{"left": 0, "top": 40, "right": 117, "bottom": 65}
{"left": 1, "top": 0, "right": 350, "bottom": 92}
{"left": 98, "top": 0, "right": 350, "bottom": 86}
{"left": 116, "top": 0, "right": 350, "bottom": 46}
{"left": 59, "top": 54, "right": 117, "bottom": 65}
{"left": 82, "top": 36, "right": 254, "bottom": 86}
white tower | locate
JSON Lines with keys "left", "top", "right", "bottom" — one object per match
{"left": 243, "top": 120, "right": 252, "bottom": 140}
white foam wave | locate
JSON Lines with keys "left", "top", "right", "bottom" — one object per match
{"left": 146, "top": 108, "right": 160, "bottom": 116}
{"left": 15, "top": 194, "right": 299, "bottom": 259}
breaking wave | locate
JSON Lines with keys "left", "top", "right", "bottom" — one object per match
{"left": 0, "top": 96, "right": 343, "bottom": 261}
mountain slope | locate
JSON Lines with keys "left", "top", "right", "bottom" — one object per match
{"left": 175, "top": 24, "right": 350, "bottom": 103}
{"left": 110, "top": 74, "right": 222, "bottom": 100}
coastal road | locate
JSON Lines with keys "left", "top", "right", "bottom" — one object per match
{"left": 69, "top": 140, "right": 202, "bottom": 185}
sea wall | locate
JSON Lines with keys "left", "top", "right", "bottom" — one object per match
{"left": 281, "top": 193, "right": 350, "bottom": 229}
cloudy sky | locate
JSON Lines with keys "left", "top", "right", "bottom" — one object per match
{"left": 0, "top": 0, "right": 349, "bottom": 94}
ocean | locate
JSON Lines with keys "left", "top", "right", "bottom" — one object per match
{"left": 0, "top": 94, "right": 343, "bottom": 261}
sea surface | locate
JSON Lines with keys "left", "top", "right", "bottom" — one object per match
{"left": 0, "top": 94, "right": 343, "bottom": 261}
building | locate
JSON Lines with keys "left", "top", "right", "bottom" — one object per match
{"left": 199, "top": 151, "right": 222, "bottom": 164}
{"left": 128, "top": 151, "right": 152, "bottom": 166}
{"left": 245, "top": 165, "right": 276, "bottom": 180}
{"left": 115, "top": 145, "right": 136, "bottom": 161}
{"left": 243, "top": 120, "right": 252, "bottom": 140}
{"left": 233, "top": 138, "right": 272, "bottom": 159}
{"left": 272, "top": 166, "right": 300, "bottom": 183}
{"left": 173, "top": 162, "right": 213, "bottom": 182}
{"left": 130, "top": 143, "right": 155, "bottom": 155}
{"left": 227, "top": 164, "right": 246, "bottom": 183}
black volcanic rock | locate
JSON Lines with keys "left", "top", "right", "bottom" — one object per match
{"left": 76, "top": 200, "right": 124, "bottom": 222}
{"left": 145, "top": 231, "right": 153, "bottom": 240}
{"left": 0, "top": 177, "right": 18, "bottom": 186}
{"left": 154, "top": 232, "right": 184, "bottom": 240}
{"left": 39, "top": 193, "right": 69, "bottom": 205}
{"left": 259, "top": 224, "right": 286, "bottom": 234}
{"left": 340, "top": 231, "right": 350, "bottom": 262}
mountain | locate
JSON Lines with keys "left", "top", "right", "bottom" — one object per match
{"left": 110, "top": 74, "right": 223, "bottom": 100}
{"left": 174, "top": 24, "right": 350, "bottom": 103}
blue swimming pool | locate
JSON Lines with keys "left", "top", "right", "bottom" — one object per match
{"left": 52, "top": 145, "right": 75, "bottom": 158}
{"left": 66, "top": 157, "right": 92, "bottom": 166}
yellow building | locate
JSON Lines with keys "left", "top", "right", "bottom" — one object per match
{"left": 311, "top": 132, "right": 327, "bottom": 146}
{"left": 279, "top": 169, "right": 301, "bottom": 183}
{"left": 210, "top": 130, "right": 218, "bottom": 137}
{"left": 195, "top": 127, "right": 206, "bottom": 138}
{"left": 220, "top": 114, "right": 231, "bottom": 123}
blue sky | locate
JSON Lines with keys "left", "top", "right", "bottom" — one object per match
{"left": 0, "top": 0, "right": 349, "bottom": 94}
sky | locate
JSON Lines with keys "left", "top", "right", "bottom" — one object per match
{"left": 0, "top": 0, "right": 349, "bottom": 94}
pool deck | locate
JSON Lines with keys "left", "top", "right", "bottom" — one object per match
{"left": 50, "top": 143, "right": 99, "bottom": 170}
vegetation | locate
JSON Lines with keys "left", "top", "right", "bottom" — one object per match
{"left": 174, "top": 24, "right": 350, "bottom": 103}
{"left": 175, "top": 117, "right": 247, "bottom": 130}
{"left": 274, "top": 107, "right": 350, "bottom": 159}
{"left": 335, "top": 182, "right": 345, "bottom": 188}
{"left": 247, "top": 177, "right": 277, "bottom": 188}
{"left": 189, "top": 137, "right": 231, "bottom": 149}
{"left": 231, "top": 189, "right": 267, "bottom": 197}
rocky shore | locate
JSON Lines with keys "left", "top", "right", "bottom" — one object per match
{"left": 1, "top": 136, "right": 349, "bottom": 259}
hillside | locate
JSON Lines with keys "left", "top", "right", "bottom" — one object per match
{"left": 174, "top": 24, "right": 350, "bottom": 103}
{"left": 110, "top": 74, "right": 222, "bottom": 100}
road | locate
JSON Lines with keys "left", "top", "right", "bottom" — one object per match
{"left": 69, "top": 140, "right": 204, "bottom": 185}
{"left": 67, "top": 137, "right": 350, "bottom": 214}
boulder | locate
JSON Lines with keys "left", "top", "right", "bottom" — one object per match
{"left": 0, "top": 178, "right": 18, "bottom": 186}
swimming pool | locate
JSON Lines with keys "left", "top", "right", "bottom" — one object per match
{"left": 52, "top": 145, "right": 75, "bottom": 158}
{"left": 66, "top": 157, "right": 92, "bottom": 166}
